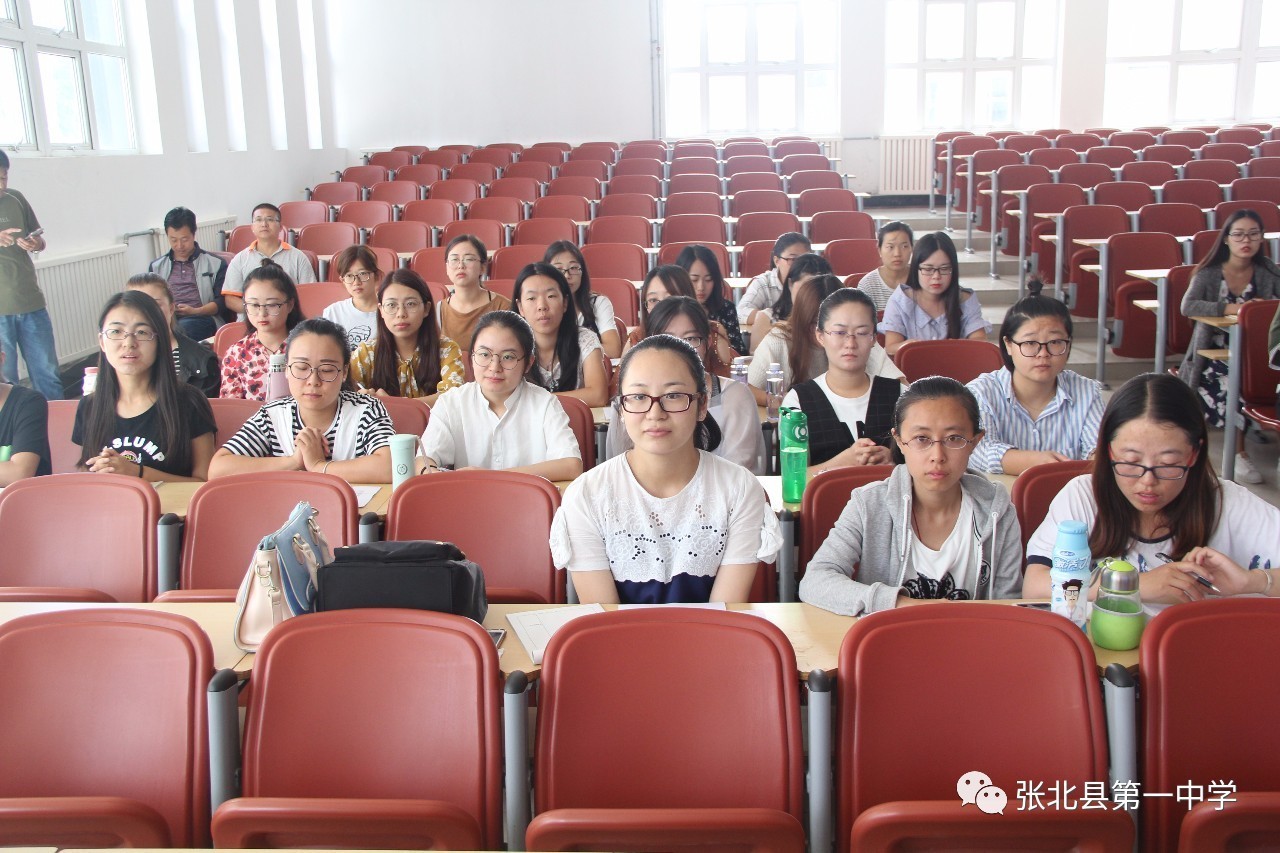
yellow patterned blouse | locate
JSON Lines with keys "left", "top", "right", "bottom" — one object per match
{"left": 349, "top": 337, "right": 465, "bottom": 398}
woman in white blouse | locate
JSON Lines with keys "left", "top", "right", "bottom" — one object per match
{"left": 551, "top": 334, "right": 780, "bottom": 605}
{"left": 417, "top": 310, "right": 582, "bottom": 482}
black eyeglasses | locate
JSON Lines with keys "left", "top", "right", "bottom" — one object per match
{"left": 1110, "top": 461, "right": 1191, "bottom": 480}
{"left": 1009, "top": 338, "right": 1070, "bottom": 357}
{"left": 618, "top": 392, "right": 698, "bottom": 414}
{"left": 287, "top": 362, "right": 343, "bottom": 382}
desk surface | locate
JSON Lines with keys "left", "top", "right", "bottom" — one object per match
{"left": 155, "top": 482, "right": 392, "bottom": 520}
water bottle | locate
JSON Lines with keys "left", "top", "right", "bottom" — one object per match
{"left": 765, "top": 362, "right": 784, "bottom": 423}
{"left": 389, "top": 434, "right": 421, "bottom": 491}
{"left": 82, "top": 366, "right": 98, "bottom": 396}
{"left": 779, "top": 407, "right": 809, "bottom": 504}
{"left": 267, "top": 352, "right": 290, "bottom": 401}
{"left": 1050, "top": 520, "right": 1092, "bottom": 630}
{"left": 730, "top": 356, "right": 750, "bottom": 385}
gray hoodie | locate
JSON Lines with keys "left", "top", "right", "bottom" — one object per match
{"left": 799, "top": 465, "right": 1023, "bottom": 615}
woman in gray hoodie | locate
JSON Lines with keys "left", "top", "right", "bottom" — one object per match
{"left": 799, "top": 377, "right": 1023, "bottom": 615}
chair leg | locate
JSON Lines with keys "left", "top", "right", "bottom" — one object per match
{"left": 504, "top": 672, "right": 531, "bottom": 851}
{"left": 807, "top": 669, "right": 834, "bottom": 853}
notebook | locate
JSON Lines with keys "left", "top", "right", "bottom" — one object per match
{"left": 506, "top": 604, "right": 606, "bottom": 664}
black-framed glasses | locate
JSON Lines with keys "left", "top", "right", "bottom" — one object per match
{"left": 918, "top": 265, "right": 954, "bottom": 278}
{"left": 1110, "top": 461, "right": 1191, "bottom": 480}
{"left": 552, "top": 264, "right": 583, "bottom": 276}
{"left": 287, "top": 362, "right": 343, "bottom": 382}
{"left": 618, "top": 392, "right": 698, "bottom": 414}
{"left": 1228, "top": 229, "right": 1264, "bottom": 242}
{"left": 899, "top": 434, "right": 976, "bottom": 452}
{"left": 244, "top": 301, "right": 288, "bottom": 316}
{"left": 821, "top": 328, "right": 876, "bottom": 343}
{"left": 341, "top": 270, "right": 375, "bottom": 284}
{"left": 101, "top": 327, "right": 158, "bottom": 342}
{"left": 1009, "top": 338, "right": 1070, "bottom": 357}
{"left": 472, "top": 349, "right": 524, "bottom": 369}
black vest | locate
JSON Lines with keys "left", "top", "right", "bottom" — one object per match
{"left": 792, "top": 376, "right": 901, "bottom": 465}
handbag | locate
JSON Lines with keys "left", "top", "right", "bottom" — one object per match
{"left": 316, "top": 540, "right": 488, "bottom": 622}
{"left": 233, "top": 501, "right": 334, "bottom": 652}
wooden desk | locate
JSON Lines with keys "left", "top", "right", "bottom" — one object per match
{"left": 1126, "top": 268, "right": 1173, "bottom": 374}
{"left": 155, "top": 482, "right": 393, "bottom": 520}
{"left": 1189, "top": 314, "right": 1242, "bottom": 480}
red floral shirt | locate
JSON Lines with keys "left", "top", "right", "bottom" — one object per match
{"left": 219, "top": 332, "right": 280, "bottom": 401}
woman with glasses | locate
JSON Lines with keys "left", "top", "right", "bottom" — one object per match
{"left": 513, "top": 263, "right": 608, "bottom": 407}
{"left": 737, "top": 232, "right": 810, "bottom": 327}
{"left": 436, "top": 234, "right": 510, "bottom": 354}
{"left": 348, "top": 270, "right": 463, "bottom": 405}
{"left": 880, "top": 231, "right": 989, "bottom": 357}
{"left": 209, "top": 317, "right": 393, "bottom": 481}
{"left": 1024, "top": 373, "right": 1280, "bottom": 607}
{"left": 799, "top": 376, "right": 1022, "bottom": 615}
{"left": 746, "top": 251, "right": 831, "bottom": 354}
{"left": 604, "top": 296, "right": 764, "bottom": 472}
{"left": 544, "top": 241, "right": 621, "bottom": 359}
{"left": 125, "top": 273, "right": 221, "bottom": 398}
{"left": 780, "top": 288, "right": 899, "bottom": 472}
{"left": 966, "top": 279, "right": 1104, "bottom": 475}
{"left": 74, "top": 290, "right": 216, "bottom": 481}
{"left": 551, "top": 335, "right": 779, "bottom": 604}
{"left": 416, "top": 311, "right": 582, "bottom": 482}
{"left": 322, "top": 245, "right": 381, "bottom": 351}
{"left": 1178, "top": 209, "right": 1280, "bottom": 484}
{"left": 219, "top": 261, "right": 305, "bottom": 400}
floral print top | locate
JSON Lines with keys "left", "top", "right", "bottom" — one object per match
{"left": 219, "top": 331, "right": 279, "bottom": 401}
{"left": 349, "top": 337, "right": 466, "bottom": 398}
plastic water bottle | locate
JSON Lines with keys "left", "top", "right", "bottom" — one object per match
{"left": 267, "top": 352, "right": 290, "bottom": 401}
{"left": 765, "top": 362, "right": 784, "bottom": 423}
{"left": 1050, "top": 520, "right": 1092, "bottom": 630}
{"left": 780, "top": 407, "right": 809, "bottom": 504}
{"left": 730, "top": 356, "right": 750, "bottom": 385}
{"left": 81, "top": 366, "right": 98, "bottom": 396}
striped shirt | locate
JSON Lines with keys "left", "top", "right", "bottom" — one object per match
{"left": 966, "top": 368, "right": 1104, "bottom": 474}
{"left": 222, "top": 390, "right": 394, "bottom": 460}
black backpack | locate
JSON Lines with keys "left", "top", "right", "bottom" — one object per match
{"left": 316, "top": 540, "right": 488, "bottom": 622}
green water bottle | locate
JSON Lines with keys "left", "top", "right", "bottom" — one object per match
{"left": 779, "top": 407, "right": 809, "bottom": 504}
{"left": 0, "top": 446, "right": 11, "bottom": 462}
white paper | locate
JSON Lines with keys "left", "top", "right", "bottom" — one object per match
{"left": 506, "top": 604, "right": 606, "bottom": 664}
{"left": 353, "top": 485, "right": 381, "bottom": 506}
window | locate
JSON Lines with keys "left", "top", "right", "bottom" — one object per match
{"left": 884, "top": 0, "right": 1061, "bottom": 133}
{"left": 0, "top": 0, "right": 134, "bottom": 150}
{"left": 660, "top": 0, "right": 839, "bottom": 138}
{"left": 1105, "top": 0, "right": 1280, "bottom": 126}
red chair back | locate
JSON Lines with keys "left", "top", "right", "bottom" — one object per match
{"left": 657, "top": 241, "right": 731, "bottom": 275}
{"left": 1239, "top": 299, "right": 1280, "bottom": 409}
{"left": 309, "top": 181, "right": 360, "bottom": 206}
{"left": 587, "top": 214, "right": 653, "bottom": 247}
{"left": 340, "top": 165, "right": 388, "bottom": 188}
{"left": 798, "top": 466, "right": 894, "bottom": 572}
{"left": 394, "top": 164, "right": 444, "bottom": 187}
{"left": 213, "top": 320, "right": 248, "bottom": 359}
{"left": 597, "top": 192, "right": 658, "bottom": 219}
{"left": 664, "top": 191, "right": 724, "bottom": 217}
{"left": 295, "top": 281, "right": 350, "bottom": 317}
{"left": 730, "top": 189, "right": 791, "bottom": 216}
{"left": 592, "top": 276, "right": 641, "bottom": 326}
{"left": 488, "top": 176, "right": 542, "bottom": 204}
{"left": 429, "top": 178, "right": 482, "bottom": 205}
{"left": 580, "top": 242, "right": 648, "bottom": 281}
{"left": 1010, "top": 460, "right": 1092, "bottom": 554}
{"left": 796, "top": 188, "right": 860, "bottom": 217}
{"left": 45, "top": 398, "right": 81, "bottom": 474}
{"left": 1085, "top": 145, "right": 1137, "bottom": 167}
{"left": 1161, "top": 178, "right": 1224, "bottom": 208}
{"left": 1137, "top": 202, "right": 1206, "bottom": 235}
{"left": 369, "top": 220, "right": 431, "bottom": 254}
{"left": 822, "top": 238, "right": 881, "bottom": 276}
{"left": 787, "top": 169, "right": 844, "bottom": 193}
{"left": 735, "top": 211, "right": 801, "bottom": 246}
{"left": 492, "top": 244, "right": 549, "bottom": 278}
{"left": 511, "top": 217, "right": 577, "bottom": 247}
{"left": 402, "top": 198, "right": 458, "bottom": 229}
{"left": 895, "top": 339, "right": 1004, "bottom": 384}
{"left": 466, "top": 196, "right": 524, "bottom": 225}
{"left": 557, "top": 395, "right": 596, "bottom": 470}
{"left": 296, "top": 222, "right": 359, "bottom": 257}
{"left": 727, "top": 171, "right": 784, "bottom": 194}
{"left": 208, "top": 397, "right": 261, "bottom": 448}
{"left": 606, "top": 172, "right": 662, "bottom": 196}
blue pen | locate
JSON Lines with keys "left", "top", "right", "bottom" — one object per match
{"left": 1157, "top": 551, "right": 1221, "bottom": 594}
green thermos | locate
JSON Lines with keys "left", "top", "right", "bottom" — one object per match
{"left": 779, "top": 407, "right": 809, "bottom": 504}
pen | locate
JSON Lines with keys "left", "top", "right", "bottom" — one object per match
{"left": 1157, "top": 551, "right": 1222, "bottom": 594}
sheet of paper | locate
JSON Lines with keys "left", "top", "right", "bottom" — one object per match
{"left": 353, "top": 485, "right": 381, "bottom": 506}
{"left": 506, "top": 604, "right": 606, "bottom": 664}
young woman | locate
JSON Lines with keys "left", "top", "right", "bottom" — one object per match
{"left": 322, "top": 245, "right": 381, "bottom": 351}
{"left": 737, "top": 232, "right": 810, "bottom": 326}
{"left": 209, "top": 317, "right": 394, "bottom": 482}
{"left": 880, "top": 231, "right": 990, "bottom": 357}
{"left": 747, "top": 274, "right": 844, "bottom": 407}
{"left": 747, "top": 251, "right": 831, "bottom": 352}
{"left": 675, "top": 243, "right": 744, "bottom": 357}
{"left": 1025, "top": 373, "right": 1280, "bottom": 607}
{"left": 622, "top": 264, "right": 698, "bottom": 354}
{"left": 857, "top": 221, "right": 914, "bottom": 312}
{"left": 781, "top": 288, "right": 900, "bottom": 472}
{"left": 799, "top": 377, "right": 1023, "bottom": 615}
{"left": 966, "top": 279, "right": 1104, "bottom": 475}
{"left": 513, "top": 263, "right": 608, "bottom": 407}
{"left": 418, "top": 310, "right": 582, "bottom": 481}
{"left": 73, "top": 291, "right": 216, "bottom": 482}
{"left": 551, "top": 335, "right": 780, "bottom": 604}
{"left": 219, "top": 261, "right": 304, "bottom": 400}
{"left": 0, "top": 348, "right": 52, "bottom": 483}
{"left": 605, "top": 296, "right": 765, "bottom": 472}
{"left": 1178, "top": 209, "right": 1280, "bottom": 484}
{"left": 437, "top": 234, "right": 510, "bottom": 351}
{"left": 125, "top": 273, "right": 220, "bottom": 397}
{"left": 545, "top": 241, "right": 621, "bottom": 358}
{"left": 349, "top": 269, "right": 464, "bottom": 405}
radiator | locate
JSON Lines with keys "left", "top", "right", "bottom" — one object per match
{"left": 878, "top": 135, "right": 934, "bottom": 194}
{"left": 815, "top": 137, "right": 841, "bottom": 160}
{"left": 29, "top": 245, "right": 131, "bottom": 374}
{"left": 149, "top": 214, "right": 237, "bottom": 258}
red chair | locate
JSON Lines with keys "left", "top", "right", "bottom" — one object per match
{"left": 809, "top": 210, "right": 875, "bottom": 243}
{"left": 366, "top": 181, "right": 419, "bottom": 208}
{"left": 488, "top": 244, "right": 546, "bottom": 280}
{"left": 296, "top": 222, "right": 359, "bottom": 258}
{"left": 224, "top": 225, "right": 257, "bottom": 254}
{"left": 724, "top": 154, "right": 776, "bottom": 177}
{"left": 657, "top": 241, "right": 730, "bottom": 273}
{"left": 558, "top": 160, "right": 609, "bottom": 182}
{"left": 668, "top": 173, "right": 723, "bottom": 195}
{"left": 1108, "top": 231, "right": 1184, "bottom": 358}
{"left": 279, "top": 200, "right": 329, "bottom": 234}
{"left": 1143, "top": 144, "right": 1196, "bottom": 166}
{"left": 1057, "top": 161, "right": 1116, "bottom": 190}
{"left": 569, "top": 144, "right": 616, "bottom": 164}
{"left": 739, "top": 240, "right": 776, "bottom": 278}
{"left": 1002, "top": 133, "right": 1052, "bottom": 154}
{"left": 1162, "top": 129, "right": 1210, "bottom": 149}
{"left": 1161, "top": 178, "right": 1225, "bottom": 208}
{"left": 990, "top": 164, "right": 1054, "bottom": 256}
{"left": 213, "top": 320, "right": 248, "bottom": 359}
{"left": 521, "top": 147, "right": 566, "bottom": 167}
{"left": 1201, "top": 142, "right": 1254, "bottom": 165}
{"left": 619, "top": 143, "right": 667, "bottom": 162}
{"left": 1218, "top": 127, "right": 1266, "bottom": 145}
{"left": 1178, "top": 793, "right": 1280, "bottom": 852}
{"left": 438, "top": 143, "right": 477, "bottom": 157}
{"left": 662, "top": 213, "right": 727, "bottom": 246}
{"left": 450, "top": 162, "right": 499, "bottom": 186}
{"left": 724, "top": 140, "right": 770, "bottom": 158}
{"left": 1085, "top": 145, "right": 1137, "bottom": 167}
{"left": 1108, "top": 131, "right": 1159, "bottom": 150}
{"left": 1093, "top": 182, "right": 1155, "bottom": 212}
{"left": 557, "top": 395, "right": 596, "bottom": 470}
{"left": 1141, "top": 599, "right": 1280, "bottom": 853}
{"left": 410, "top": 247, "right": 449, "bottom": 284}
{"left": 1182, "top": 158, "right": 1242, "bottom": 183}
{"left": 665, "top": 191, "right": 724, "bottom": 217}
{"left": 504, "top": 161, "right": 555, "bottom": 184}
{"left": 787, "top": 169, "right": 844, "bottom": 193}
{"left": 606, "top": 173, "right": 662, "bottom": 197}
{"left": 587, "top": 215, "right": 652, "bottom": 247}
{"left": 775, "top": 138, "right": 821, "bottom": 157}
{"left": 532, "top": 195, "right": 591, "bottom": 222}
{"left": 488, "top": 176, "right": 542, "bottom": 205}
{"left": 336, "top": 200, "right": 392, "bottom": 230}
{"left": 778, "top": 153, "right": 831, "bottom": 175}
{"left": 0, "top": 474, "right": 160, "bottom": 602}
{"left": 958, "top": 149, "right": 1022, "bottom": 221}
{"left": 1055, "top": 132, "right": 1104, "bottom": 152}
{"left": 387, "top": 471, "right": 564, "bottom": 603}
{"left": 469, "top": 147, "right": 515, "bottom": 169}
{"left": 1010, "top": 459, "right": 1092, "bottom": 553}
{"left": 1137, "top": 202, "right": 1206, "bottom": 235}
{"left": 1215, "top": 200, "right": 1280, "bottom": 232}
{"left": 44, "top": 399, "right": 80, "bottom": 474}
{"left": 1248, "top": 156, "right": 1280, "bottom": 177}
{"left": 1135, "top": 125, "right": 1172, "bottom": 135}
{"left": 1116, "top": 160, "right": 1178, "bottom": 187}
{"left": 308, "top": 181, "right": 360, "bottom": 206}
{"left": 369, "top": 220, "right": 431, "bottom": 255}
{"left": 0, "top": 609, "right": 213, "bottom": 846}
{"left": 548, "top": 175, "right": 602, "bottom": 202}
{"left": 597, "top": 192, "right": 658, "bottom": 219}
{"left": 592, "top": 277, "right": 640, "bottom": 326}
{"left": 1231, "top": 176, "right": 1280, "bottom": 205}
{"left": 796, "top": 188, "right": 860, "bottom": 217}
{"left": 367, "top": 150, "right": 411, "bottom": 170}
{"left": 442, "top": 219, "right": 504, "bottom": 251}
{"left": 211, "top": 610, "right": 502, "bottom": 849}
{"left": 837, "top": 605, "right": 1131, "bottom": 853}
{"left": 393, "top": 163, "right": 443, "bottom": 188}
{"left": 527, "top": 609, "right": 805, "bottom": 852}
{"left": 419, "top": 150, "right": 462, "bottom": 171}
{"left": 485, "top": 278, "right": 515, "bottom": 301}
{"left": 727, "top": 171, "right": 784, "bottom": 194}
{"left": 1025, "top": 183, "right": 1088, "bottom": 285}
{"left": 735, "top": 211, "right": 801, "bottom": 246}
{"left": 401, "top": 198, "right": 458, "bottom": 230}
{"left": 1239, "top": 298, "right": 1280, "bottom": 434}
{"left": 798, "top": 466, "right": 894, "bottom": 572}
{"left": 340, "top": 165, "right": 389, "bottom": 189}
{"left": 822, "top": 238, "right": 880, "bottom": 277}
{"left": 730, "top": 189, "right": 790, "bottom": 217}
{"left": 895, "top": 339, "right": 1004, "bottom": 384}
{"left": 428, "top": 178, "right": 482, "bottom": 206}
{"left": 207, "top": 397, "right": 259, "bottom": 447}
{"left": 1164, "top": 264, "right": 1198, "bottom": 355}
{"left": 511, "top": 217, "right": 577, "bottom": 247}
{"left": 379, "top": 395, "right": 431, "bottom": 436}
{"left": 296, "top": 281, "right": 350, "bottom": 316}
{"left": 466, "top": 196, "right": 524, "bottom": 226}
{"left": 580, "top": 243, "right": 648, "bottom": 281}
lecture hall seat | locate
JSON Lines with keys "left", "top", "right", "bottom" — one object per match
{"left": 1010, "top": 459, "right": 1092, "bottom": 554}
{"left": 727, "top": 171, "right": 784, "bottom": 194}
{"left": 730, "top": 188, "right": 792, "bottom": 217}
{"left": 797, "top": 465, "right": 895, "bottom": 573}
{"left": 895, "top": 339, "right": 1004, "bottom": 384}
